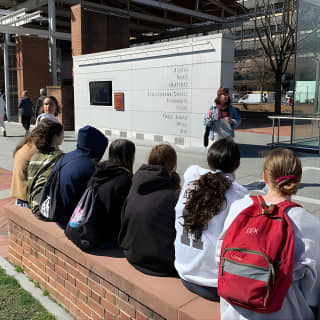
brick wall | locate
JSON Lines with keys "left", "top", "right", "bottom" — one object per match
{"left": 47, "top": 85, "right": 75, "bottom": 130}
{"left": 16, "top": 36, "right": 50, "bottom": 105}
{"left": 8, "top": 221, "right": 164, "bottom": 320}
{"left": 6, "top": 206, "right": 220, "bottom": 320}
{"left": 71, "top": 4, "right": 129, "bottom": 57}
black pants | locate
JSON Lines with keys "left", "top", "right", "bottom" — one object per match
{"left": 182, "top": 279, "right": 220, "bottom": 302}
{"left": 21, "top": 115, "right": 31, "bottom": 131}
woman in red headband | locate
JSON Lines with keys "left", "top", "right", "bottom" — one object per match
{"left": 217, "top": 147, "right": 320, "bottom": 320}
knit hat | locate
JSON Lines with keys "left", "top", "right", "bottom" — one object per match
{"left": 217, "top": 87, "right": 229, "bottom": 97}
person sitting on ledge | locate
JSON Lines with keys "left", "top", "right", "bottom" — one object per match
{"left": 174, "top": 138, "right": 248, "bottom": 301}
{"left": 85, "top": 139, "right": 136, "bottom": 248}
{"left": 27, "top": 120, "right": 64, "bottom": 217}
{"left": 11, "top": 124, "right": 44, "bottom": 207}
{"left": 119, "top": 144, "right": 181, "bottom": 277}
{"left": 54, "top": 125, "right": 108, "bottom": 228}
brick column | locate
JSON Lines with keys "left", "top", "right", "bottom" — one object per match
{"left": 47, "top": 85, "right": 74, "bottom": 130}
{"left": 16, "top": 36, "right": 50, "bottom": 105}
{"left": 71, "top": 4, "right": 129, "bottom": 56}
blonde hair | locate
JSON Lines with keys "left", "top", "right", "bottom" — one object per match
{"left": 264, "top": 148, "right": 302, "bottom": 196}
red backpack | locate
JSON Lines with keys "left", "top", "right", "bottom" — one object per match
{"left": 218, "top": 195, "right": 300, "bottom": 313}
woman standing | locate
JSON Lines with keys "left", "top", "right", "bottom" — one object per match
{"left": 36, "top": 96, "right": 60, "bottom": 125}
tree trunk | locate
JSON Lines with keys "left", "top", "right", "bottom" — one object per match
{"left": 274, "top": 74, "right": 282, "bottom": 114}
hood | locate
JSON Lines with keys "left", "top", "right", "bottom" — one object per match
{"left": 90, "top": 161, "right": 128, "bottom": 185}
{"left": 77, "top": 126, "right": 108, "bottom": 160}
{"left": 133, "top": 164, "right": 171, "bottom": 195}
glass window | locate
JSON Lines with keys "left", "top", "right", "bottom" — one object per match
{"left": 89, "top": 81, "right": 112, "bottom": 106}
{"left": 293, "top": 0, "right": 320, "bottom": 148}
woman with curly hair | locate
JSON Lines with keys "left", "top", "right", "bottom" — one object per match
{"left": 174, "top": 137, "right": 248, "bottom": 301}
{"left": 27, "top": 119, "right": 64, "bottom": 217}
{"left": 217, "top": 148, "right": 320, "bottom": 320}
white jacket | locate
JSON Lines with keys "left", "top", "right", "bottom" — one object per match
{"left": 0, "top": 94, "right": 5, "bottom": 117}
{"left": 216, "top": 194, "right": 320, "bottom": 320}
{"left": 174, "top": 165, "right": 248, "bottom": 288}
{"left": 36, "top": 113, "right": 59, "bottom": 125}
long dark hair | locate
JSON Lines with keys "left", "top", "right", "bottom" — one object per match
{"left": 14, "top": 119, "right": 63, "bottom": 155}
{"left": 108, "top": 139, "right": 135, "bottom": 173}
{"left": 182, "top": 138, "right": 240, "bottom": 236}
{"left": 13, "top": 134, "right": 36, "bottom": 156}
{"left": 49, "top": 95, "right": 61, "bottom": 116}
{"left": 33, "top": 119, "right": 63, "bottom": 152}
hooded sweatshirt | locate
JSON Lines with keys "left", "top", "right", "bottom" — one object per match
{"left": 216, "top": 194, "right": 320, "bottom": 320}
{"left": 118, "top": 164, "right": 179, "bottom": 277}
{"left": 88, "top": 161, "right": 132, "bottom": 244}
{"left": 54, "top": 126, "right": 108, "bottom": 227}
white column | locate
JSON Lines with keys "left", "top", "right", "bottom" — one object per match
{"left": 3, "top": 33, "right": 10, "bottom": 120}
{"left": 48, "top": 0, "right": 57, "bottom": 85}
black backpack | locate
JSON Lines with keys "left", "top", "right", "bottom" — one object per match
{"left": 64, "top": 185, "right": 100, "bottom": 250}
{"left": 38, "top": 156, "right": 83, "bottom": 221}
{"left": 38, "top": 156, "right": 65, "bottom": 220}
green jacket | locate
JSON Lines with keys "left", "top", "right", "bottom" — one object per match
{"left": 27, "top": 149, "right": 63, "bottom": 217}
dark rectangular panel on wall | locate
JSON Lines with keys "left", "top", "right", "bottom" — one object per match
{"left": 82, "top": 9, "right": 129, "bottom": 55}
{"left": 106, "top": 15, "right": 130, "bottom": 51}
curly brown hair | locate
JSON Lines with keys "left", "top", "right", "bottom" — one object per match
{"left": 182, "top": 138, "right": 240, "bottom": 236}
{"left": 183, "top": 172, "right": 232, "bottom": 235}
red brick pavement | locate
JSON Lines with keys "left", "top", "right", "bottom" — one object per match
{"left": 0, "top": 167, "right": 12, "bottom": 191}
{"left": 237, "top": 125, "right": 292, "bottom": 136}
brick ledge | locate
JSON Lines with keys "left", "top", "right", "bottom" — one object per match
{"left": 5, "top": 205, "right": 220, "bottom": 320}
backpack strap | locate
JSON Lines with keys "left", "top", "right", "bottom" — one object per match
{"left": 250, "top": 195, "right": 301, "bottom": 217}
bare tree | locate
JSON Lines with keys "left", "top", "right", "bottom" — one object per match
{"left": 254, "top": 0, "right": 296, "bottom": 114}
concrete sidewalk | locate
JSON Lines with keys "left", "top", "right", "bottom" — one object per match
{"left": 0, "top": 121, "right": 319, "bottom": 259}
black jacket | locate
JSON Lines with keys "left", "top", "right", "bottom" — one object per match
{"left": 118, "top": 164, "right": 179, "bottom": 277}
{"left": 18, "top": 97, "right": 33, "bottom": 117}
{"left": 88, "top": 161, "right": 132, "bottom": 244}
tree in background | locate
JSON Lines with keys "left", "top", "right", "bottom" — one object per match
{"left": 254, "top": 0, "right": 296, "bottom": 114}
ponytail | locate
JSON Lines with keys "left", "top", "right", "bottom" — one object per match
{"left": 182, "top": 172, "right": 232, "bottom": 236}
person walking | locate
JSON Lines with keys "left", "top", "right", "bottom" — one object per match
{"left": 18, "top": 90, "right": 33, "bottom": 135}
{"left": 35, "top": 88, "right": 47, "bottom": 118}
{"left": 0, "top": 89, "right": 6, "bottom": 137}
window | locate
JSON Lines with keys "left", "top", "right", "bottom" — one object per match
{"left": 89, "top": 81, "right": 112, "bottom": 106}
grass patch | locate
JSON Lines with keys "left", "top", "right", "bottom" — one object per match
{"left": 0, "top": 266, "right": 55, "bottom": 320}
{"left": 43, "top": 290, "right": 49, "bottom": 297}
{"left": 15, "top": 266, "right": 24, "bottom": 273}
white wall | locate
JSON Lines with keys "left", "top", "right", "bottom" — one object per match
{"left": 73, "top": 33, "right": 234, "bottom": 149}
